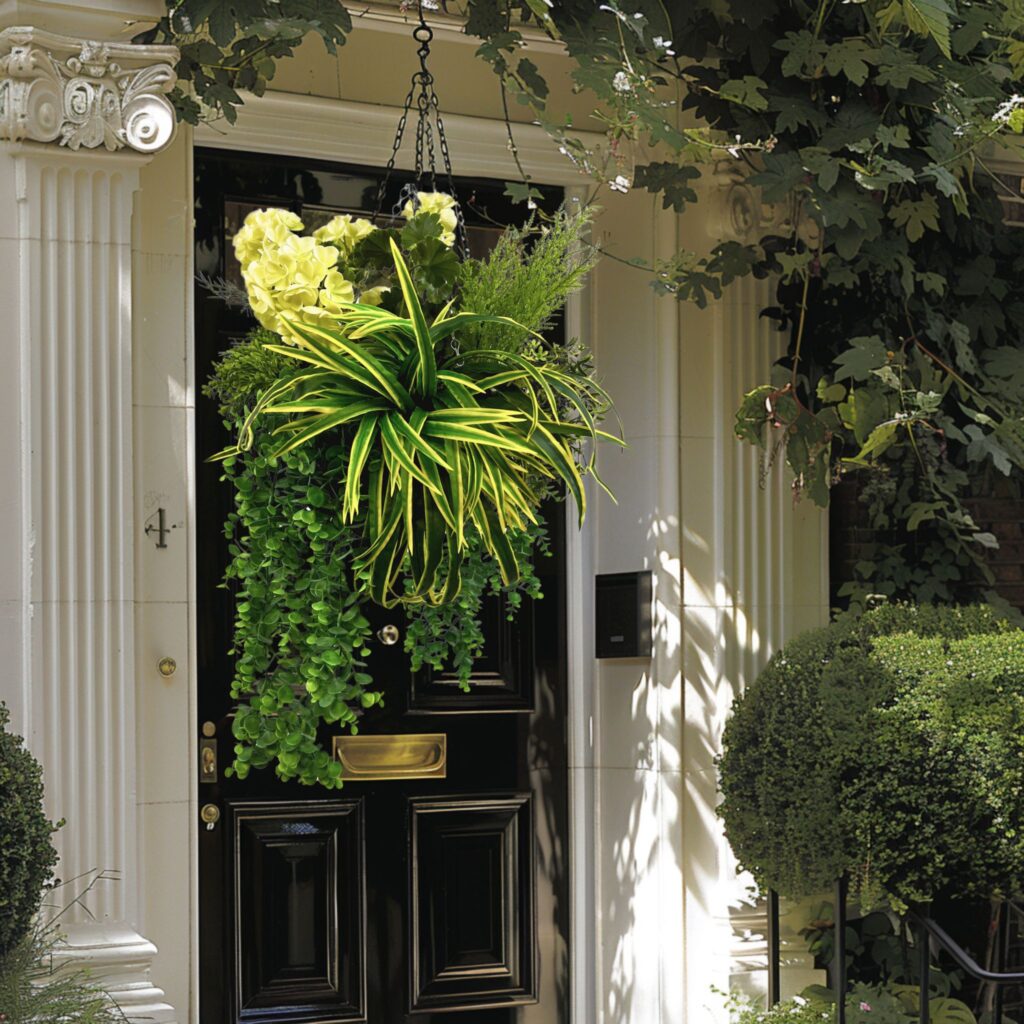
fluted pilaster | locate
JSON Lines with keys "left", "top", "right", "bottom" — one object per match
{"left": 676, "top": 173, "right": 830, "bottom": 1023}
{"left": 0, "top": 23, "right": 178, "bottom": 1023}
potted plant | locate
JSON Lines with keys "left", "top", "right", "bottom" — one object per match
{"left": 204, "top": 193, "right": 618, "bottom": 786}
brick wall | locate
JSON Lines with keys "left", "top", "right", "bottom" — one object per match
{"left": 829, "top": 476, "right": 1024, "bottom": 611}
{"left": 967, "top": 482, "right": 1024, "bottom": 610}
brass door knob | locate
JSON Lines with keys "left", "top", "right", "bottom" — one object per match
{"left": 200, "top": 804, "right": 220, "bottom": 830}
{"left": 377, "top": 624, "right": 400, "bottom": 646}
{"left": 157, "top": 657, "right": 177, "bottom": 677}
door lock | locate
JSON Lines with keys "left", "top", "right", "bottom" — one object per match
{"left": 200, "top": 804, "right": 220, "bottom": 831}
{"left": 199, "top": 733, "right": 218, "bottom": 783}
{"left": 377, "top": 623, "right": 401, "bottom": 646}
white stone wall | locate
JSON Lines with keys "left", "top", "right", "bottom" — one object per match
{"left": 0, "top": 17, "right": 180, "bottom": 1022}
{"left": 585, "top": 184, "right": 829, "bottom": 1024}
{"left": 132, "top": 130, "right": 194, "bottom": 1020}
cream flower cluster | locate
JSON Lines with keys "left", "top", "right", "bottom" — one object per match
{"left": 313, "top": 213, "right": 376, "bottom": 254}
{"left": 233, "top": 208, "right": 304, "bottom": 267}
{"left": 232, "top": 194, "right": 457, "bottom": 334}
{"left": 401, "top": 191, "right": 459, "bottom": 247}
{"left": 243, "top": 233, "right": 343, "bottom": 332}
{"left": 234, "top": 209, "right": 370, "bottom": 334}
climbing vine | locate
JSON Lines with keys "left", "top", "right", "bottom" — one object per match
{"left": 156, "top": 0, "right": 1024, "bottom": 608}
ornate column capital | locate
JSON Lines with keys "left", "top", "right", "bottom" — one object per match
{"left": 0, "top": 26, "right": 178, "bottom": 153}
{"left": 710, "top": 159, "right": 820, "bottom": 248}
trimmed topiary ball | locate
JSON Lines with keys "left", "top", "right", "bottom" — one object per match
{"left": 718, "top": 604, "right": 1024, "bottom": 910}
{"left": 0, "top": 702, "right": 58, "bottom": 955}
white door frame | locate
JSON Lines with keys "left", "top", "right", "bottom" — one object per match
{"left": 192, "top": 89, "right": 602, "bottom": 1024}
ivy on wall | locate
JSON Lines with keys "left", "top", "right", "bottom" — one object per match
{"left": 150, "top": 0, "right": 1024, "bottom": 609}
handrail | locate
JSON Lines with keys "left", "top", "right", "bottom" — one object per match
{"left": 909, "top": 909, "right": 1024, "bottom": 985}
{"left": 766, "top": 886, "right": 1021, "bottom": 1024}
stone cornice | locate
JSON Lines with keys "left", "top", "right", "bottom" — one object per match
{"left": 0, "top": 25, "right": 178, "bottom": 152}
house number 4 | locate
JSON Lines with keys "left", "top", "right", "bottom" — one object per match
{"left": 144, "top": 507, "right": 179, "bottom": 549}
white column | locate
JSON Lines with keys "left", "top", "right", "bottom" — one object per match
{"left": 0, "top": 25, "right": 179, "bottom": 1023}
{"left": 588, "top": 192, "right": 686, "bottom": 1024}
{"left": 677, "top": 169, "right": 830, "bottom": 1023}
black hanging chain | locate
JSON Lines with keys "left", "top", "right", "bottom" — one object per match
{"left": 372, "top": 2, "right": 468, "bottom": 258}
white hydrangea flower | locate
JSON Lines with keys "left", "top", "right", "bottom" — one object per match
{"left": 233, "top": 207, "right": 304, "bottom": 268}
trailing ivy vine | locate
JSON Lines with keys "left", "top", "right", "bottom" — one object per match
{"left": 207, "top": 333, "right": 554, "bottom": 786}
{"left": 204, "top": 201, "right": 611, "bottom": 786}
{"left": 153, "top": 0, "right": 1024, "bottom": 610}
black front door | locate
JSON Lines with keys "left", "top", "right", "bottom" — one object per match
{"left": 194, "top": 150, "right": 571, "bottom": 1024}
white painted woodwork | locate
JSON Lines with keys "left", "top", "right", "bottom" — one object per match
{"left": 0, "top": 23, "right": 179, "bottom": 1023}
{"left": 0, "top": 26, "right": 177, "bottom": 152}
{"left": 194, "top": 89, "right": 604, "bottom": 187}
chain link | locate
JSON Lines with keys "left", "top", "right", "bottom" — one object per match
{"left": 372, "top": 1, "right": 468, "bottom": 257}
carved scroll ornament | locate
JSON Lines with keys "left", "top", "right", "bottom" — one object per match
{"left": 711, "top": 159, "right": 821, "bottom": 248}
{"left": 0, "top": 27, "right": 179, "bottom": 153}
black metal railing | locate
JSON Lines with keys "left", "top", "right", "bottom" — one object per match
{"left": 767, "top": 881, "right": 1023, "bottom": 1023}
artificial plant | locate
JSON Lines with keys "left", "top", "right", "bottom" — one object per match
{"left": 205, "top": 194, "right": 615, "bottom": 786}
{"left": 227, "top": 240, "right": 614, "bottom": 607}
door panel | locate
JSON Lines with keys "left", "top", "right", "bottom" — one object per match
{"left": 410, "top": 795, "right": 536, "bottom": 1013}
{"left": 229, "top": 801, "right": 365, "bottom": 1024}
{"left": 409, "top": 595, "right": 536, "bottom": 713}
{"left": 195, "top": 149, "right": 570, "bottom": 1024}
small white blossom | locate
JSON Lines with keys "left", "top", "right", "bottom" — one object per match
{"left": 653, "top": 35, "right": 675, "bottom": 55}
{"left": 613, "top": 71, "right": 632, "bottom": 93}
{"left": 994, "top": 94, "right": 1024, "bottom": 123}
{"left": 610, "top": 174, "right": 631, "bottom": 193}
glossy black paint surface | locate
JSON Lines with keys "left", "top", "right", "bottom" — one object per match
{"left": 194, "top": 150, "right": 571, "bottom": 1024}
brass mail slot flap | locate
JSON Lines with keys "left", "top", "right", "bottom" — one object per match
{"left": 333, "top": 733, "right": 447, "bottom": 781}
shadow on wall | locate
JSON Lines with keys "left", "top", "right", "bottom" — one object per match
{"left": 597, "top": 512, "right": 795, "bottom": 1023}
{"left": 600, "top": 509, "right": 687, "bottom": 1023}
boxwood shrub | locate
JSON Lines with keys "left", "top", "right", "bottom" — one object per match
{"left": 0, "top": 703, "right": 57, "bottom": 955}
{"left": 718, "top": 605, "right": 1024, "bottom": 910}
